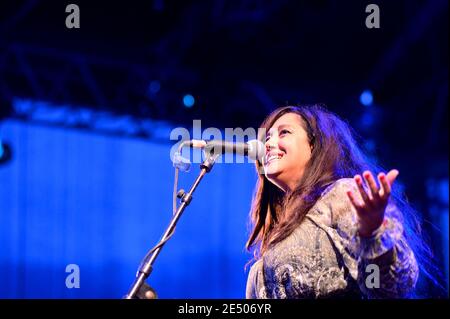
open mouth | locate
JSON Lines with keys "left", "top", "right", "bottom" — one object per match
{"left": 264, "top": 152, "right": 284, "bottom": 166}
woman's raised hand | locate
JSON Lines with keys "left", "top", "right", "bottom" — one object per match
{"left": 346, "top": 169, "right": 399, "bottom": 237}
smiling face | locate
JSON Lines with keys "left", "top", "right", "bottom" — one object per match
{"left": 263, "top": 112, "right": 313, "bottom": 193}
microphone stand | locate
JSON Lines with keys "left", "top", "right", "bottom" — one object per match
{"left": 124, "top": 152, "right": 220, "bottom": 299}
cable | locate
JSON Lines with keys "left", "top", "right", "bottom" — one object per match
{"left": 173, "top": 167, "right": 179, "bottom": 215}
{"left": 137, "top": 143, "right": 186, "bottom": 273}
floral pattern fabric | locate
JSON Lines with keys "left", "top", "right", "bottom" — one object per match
{"left": 246, "top": 178, "right": 419, "bottom": 299}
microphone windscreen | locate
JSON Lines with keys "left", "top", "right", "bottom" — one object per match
{"left": 190, "top": 139, "right": 207, "bottom": 148}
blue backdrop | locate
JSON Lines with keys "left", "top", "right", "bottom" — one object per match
{"left": 0, "top": 119, "right": 258, "bottom": 298}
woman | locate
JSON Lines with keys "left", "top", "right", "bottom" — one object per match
{"left": 245, "top": 105, "right": 436, "bottom": 299}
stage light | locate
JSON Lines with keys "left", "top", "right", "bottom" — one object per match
{"left": 360, "top": 90, "right": 373, "bottom": 106}
{"left": 148, "top": 81, "right": 160, "bottom": 94}
{"left": 183, "top": 94, "right": 195, "bottom": 108}
{"left": 360, "top": 112, "right": 375, "bottom": 127}
{"left": 146, "top": 81, "right": 161, "bottom": 100}
{"left": 0, "top": 140, "right": 12, "bottom": 164}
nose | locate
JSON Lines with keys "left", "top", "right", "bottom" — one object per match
{"left": 265, "top": 138, "right": 277, "bottom": 153}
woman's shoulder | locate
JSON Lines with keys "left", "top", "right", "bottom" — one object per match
{"left": 246, "top": 258, "right": 267, "bottom": 299}
{"left": 321, "top": 178, "right": 358, "bottom": 198}
{"left": 247, "top": 258, "right": 263, "bottom": 274}
{"left": 307, "top": 178, "right": 358, "bottom": 227}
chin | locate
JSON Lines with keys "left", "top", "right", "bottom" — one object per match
{"left": 264, "top": 168, "right": 281, "bottom": 179}
{"left": 264, "top": 167, "right": 284, "bottom": 182}
{"left": 264, "top": 161, "right": 284, "bottom": 175}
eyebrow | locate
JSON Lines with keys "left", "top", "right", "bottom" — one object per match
{"left": 266, "top": 124, "right": 294, "bottom": 136}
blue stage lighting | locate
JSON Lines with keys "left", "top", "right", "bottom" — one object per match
{"left": 0, "top": 140, "right": 12, "bottom": 164}
{"left": 148, "top": 81, "right": 160, "bottom": 94}
{"left": 183, "top": 94, "right": 195, "bottom": 108}
{"left": 360, "top": 90, "right": 373, "bottom": 106}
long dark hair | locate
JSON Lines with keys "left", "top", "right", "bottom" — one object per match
{"left": 246, "top": 104, "right": 443, "bottom": 296}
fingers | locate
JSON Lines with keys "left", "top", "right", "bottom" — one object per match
{"left": 354, "top": 174, "right": 370, "bottom": 203}
{"left": 377, "top": 173, "right": 386, "bottom": 197}
{"left": 377, "top": 172, "right": 389, "bottom": 198}
{"left": 351, "top": 169, "right": 398, "bottom": 209}
{"left": 363, "top": 171, "right": 381, "bottom": 200}
{"left": 378, "top": 169, "right": 398, "bottom": 199}
{"left": 347, "top": 190, "right": 363, "bottom": 210}
{"left": 358, "top": 169, "right": 398, "bottom": 201}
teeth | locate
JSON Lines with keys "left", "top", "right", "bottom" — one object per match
{"left": 266, "top": 154, "right": 282, "bottom": 164}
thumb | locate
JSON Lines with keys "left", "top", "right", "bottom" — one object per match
{"left": 386, "top": 169, "right": 399, "bottom": 186}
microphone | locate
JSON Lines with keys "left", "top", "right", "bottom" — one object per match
{"left": 181, "top": 139, "right": 265, "bottom": 161}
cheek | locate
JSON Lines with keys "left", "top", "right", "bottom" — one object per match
{"left": 278, "top": 137, "right": 311, "bottom": 164}
{"left": 303, "top": 144, "right": 313, "bottom": 159}
{"left": 293, "top": 142, "right": 312, "bottom": 166}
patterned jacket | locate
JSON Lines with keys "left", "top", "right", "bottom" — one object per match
{"left": 246, "top": 178, "right": 419, "bottom": 299}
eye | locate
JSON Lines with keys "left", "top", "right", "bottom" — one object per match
{"left": 279, "top": 129, "right": 291, "bottom": 136}
{"left": 265, "top": 134, "right": 271, "bottom": 142}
